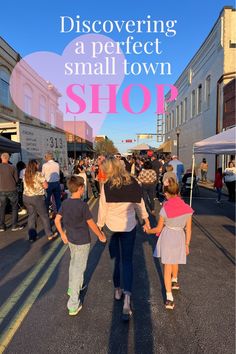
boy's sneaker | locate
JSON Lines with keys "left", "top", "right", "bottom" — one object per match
{"left": 11, "top": 225, "right": 24, "bottom": 231}
{"left": 172, "top": 281, "right": 180, "bottom": 290}
{"left": 67, "top": 284, "right": 87, "bottom": 296}
{"left": 0, "top": 226, "right": 6, "bottom": 232}
{"left": 68, "top": 304, "right": 82, "bottom": 316}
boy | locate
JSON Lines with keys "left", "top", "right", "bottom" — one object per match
{"left": 55, "top": 176, "right": 106, "bottom": 316}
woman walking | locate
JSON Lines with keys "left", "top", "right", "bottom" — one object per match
{"left": 145, "top": 178, "right": 193, "bottom": 310}
{"left": 23, "top": 160, "right": 57, "bottom": 242}
{"left": 224, "top": 161, "right": 236, "bottom": 202}
{"left": 138, "top": 160, "right": 157, "bottom": 215}
{"left": 97, "top": 158, "right": 150, "bottom": 321}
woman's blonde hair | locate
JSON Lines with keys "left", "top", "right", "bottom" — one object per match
{"left": 163, "top": 177, "right": 179, "bottom": 196}
{"left": 102, "top": 158, "right": 131, "bottom": 188}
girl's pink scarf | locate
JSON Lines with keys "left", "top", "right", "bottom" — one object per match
{"left": 163, "top": 196, "right": 194, "bottom": 218}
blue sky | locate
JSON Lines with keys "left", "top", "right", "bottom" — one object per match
{"left": 0, "top": 0, "right": 235, "bottom": 152}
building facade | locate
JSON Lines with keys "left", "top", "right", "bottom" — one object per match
{"left": 64, "top": 121, "right": 94, "bottom": 158}
{"left": 164, "top": 7, "right": 236, "bottom": 180}
{"left": 0, "top": 36, "right": 64, "bottom": 132}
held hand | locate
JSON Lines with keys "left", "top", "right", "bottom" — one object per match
{"left": 186, "top": 245, "right": 190, "bottom": 255}
{"left": 143, "top": 224, "right": 151, "bottom": 233}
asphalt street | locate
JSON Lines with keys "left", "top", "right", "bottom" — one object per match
{"left": 0, "top": 188, "right": 235, "bottom": 354}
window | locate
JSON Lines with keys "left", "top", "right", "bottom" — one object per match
{"left": 180, "top": 102, "right": 183, "bottom": 125}
{"left": 39, "top": 96, "right": 46, "bottom": 122}
{"left": 165, "top": 114, "right": 169, "bottom": 133}
{"left": 197, "top": 84, "right": 202, "bottom": 114}
{"left": 183, "top": 97, "right": 187, "bottom": 122}
{"left": 50, "top": 105, "right": 55, "bottom": 127}
{"left": 24, "top": 85, "right": 33, "bottom": 115}
{"left": 0, "top": 68, "right": 10, "bottom": 107}
{"left": 176, "top": 105, "right": 179, "bottom": 126}
{"left": 172, "top": 110, "right": 175, "bottom": 128}
{"left": 191, "top": 90, "right": 196, "bottom": 117}
{"left": 205, "top": 75, "right": 211, "bottom": 108}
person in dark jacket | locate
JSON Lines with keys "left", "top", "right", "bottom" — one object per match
{"left": 0, "top": 153, "right": 24, "bottom": 232}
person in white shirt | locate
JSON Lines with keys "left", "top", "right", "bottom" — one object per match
{"left": 42, "top": 152, "right": 61, "bottom": 213}
{"left": 224, "top": 161, "right": 236, "bottom": 202}
{"left": 169, "top": 156, "right": 184, "bottom": 183}
{"left": 97, "top": 157, "right": 150, "bottom": 321}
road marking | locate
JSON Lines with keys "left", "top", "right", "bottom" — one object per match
{"left": 89, "top": 197, "right": 97, "bottom": 211}
{"left": 0, "top": 197, "right": 96, "bottom": 324}
{"left": 0, "top": 238, "right": 61, "bottom": 325}
{"left": 0, "top": 199, "right": 98, "bottom": 352}
{"left": 87, "top": 196, "right": 95, "bottom": 206}
{"left": 0, "top": 245, "right": 67, "bottom": 353}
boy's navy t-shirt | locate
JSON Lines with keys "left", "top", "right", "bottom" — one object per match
{"left": 58, "top": 198, "right": 92, "bottom": 245}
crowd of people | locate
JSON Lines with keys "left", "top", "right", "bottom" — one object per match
{"left": 0, "top": 150, "right": 235, "bottom": 319}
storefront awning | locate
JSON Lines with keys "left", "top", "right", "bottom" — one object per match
{"left": 0, "top": 135, "right": 21, "bottom": 153}
{"left": 157, "top": 140, "right": 172, "bottom": 153}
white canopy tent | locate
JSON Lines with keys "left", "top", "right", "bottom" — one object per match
{"left": 190, "top": 127, "right": 236, "bottom": 206}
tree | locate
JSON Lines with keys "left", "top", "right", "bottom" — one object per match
{"left": 94, "top": 138, "right": 118, "bottom": 156}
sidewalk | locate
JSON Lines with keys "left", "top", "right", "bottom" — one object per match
{"left": 198, "top": 180, "right": 229, "bottom": 195}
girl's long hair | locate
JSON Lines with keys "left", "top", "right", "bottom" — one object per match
{"left": 102, "top": 158, "right": 131, "bottom": 188}
{"left": 24, "top": 160, "right": 39, "bottom": 188}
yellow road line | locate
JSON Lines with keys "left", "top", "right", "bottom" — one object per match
{"left": 0, "top": 198, "right": 96, "bottom": 324}
{"left": 0, "top": 238, "right": 61, "bottom": 325}
{"left": 87, "top": 195, "right": 94, "bottom": 206}
{"left": 0, "top": 200, "right": 97, "bottom": 352}
{"left": 89, "top": 197, "right": 97, "bottom": 211}
{"left": 0, "top": 245, "right": 67, "bottom": 353}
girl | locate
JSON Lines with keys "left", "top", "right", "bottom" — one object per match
{"left": 145, "top": 178, "right": 194, "bottom": 310}
{"left": 214, "top": 167, "right": 223, "bottom": 203}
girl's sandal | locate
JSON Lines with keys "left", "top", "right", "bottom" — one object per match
{"left": 165, "top": 300, "right": 175, "bottom": 310}
{"left": 114, "top": 288, "right": 123, "bottom": 301}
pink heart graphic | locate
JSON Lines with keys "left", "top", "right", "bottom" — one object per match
{"left": 10, "top": 34, "right": 125, "bottom": 141}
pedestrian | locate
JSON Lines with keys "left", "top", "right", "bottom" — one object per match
{"left": 42, "top": 152, "right": 61, "bottom": 214}
{"left": 151, "top": 154, "right": 162, "bottom": 197}
{"left": 169, "top": 155, "right": 184, "bottom": 183}
{"left": 144, "top": 178, "right": 193, "bottom": 310}
{"left": 0, "top": 152, "right": 24, "bottom": 232}
{"left": 223, "top": 161, "right": 236, "bottom": 202}
{"left": 200, "top": 158, "right": 208, "bottom": 182}
{"left": 74, "top": 165, "right": 88, "bottom": 201}
{"left": 97, "top": 157, "right": 150, "bottom": 321}
{"left": 55, "top": 176, "right": 106, "bottom": 316}
{"left": 163, "top": 164, "right": 177, "bottom": 184}
{"left": 23, "top": 160, "right": 57, "bottom": 242}
{"left": 16, "top": 161, "right": 27, "bottom": 215}
{"left": 96, "top": 155, "right": 106, "bottom": 192}
{"left": 138, "top": 160, "right": 157, "bottom": 215}
{"left": 214, "top": 168, "right": 223, "bottom": 203}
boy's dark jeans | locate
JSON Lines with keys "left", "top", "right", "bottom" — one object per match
{"left": 0, "top": 191, "right": 18, "bottom": 228}
{"left": 103, "top": 225, "right": 136, "bottom": 295}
